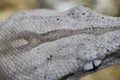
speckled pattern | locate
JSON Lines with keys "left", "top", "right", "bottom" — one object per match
{"left": 0, "top": 6, "right": 120, "bottom": 80}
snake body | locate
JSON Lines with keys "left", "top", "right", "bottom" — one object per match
{"left": 0, "top": 6, "right": 120, "bottom": 80}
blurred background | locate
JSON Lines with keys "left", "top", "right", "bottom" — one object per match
{"left": 1, "top": 0, "right": 120, "bottom": 20}
{"left": 0, "top": 0, "right": 120, "bottom": 80}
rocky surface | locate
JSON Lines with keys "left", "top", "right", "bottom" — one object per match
{"left": 0, "top": 6, "right": 120, "bottom": 80}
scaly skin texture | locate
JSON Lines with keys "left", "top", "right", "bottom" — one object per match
{"left": 2, "top": 26, "right": 120, "bottom": 52}
{"left": 0, "top": 6, "right": 120, "bottom": 80}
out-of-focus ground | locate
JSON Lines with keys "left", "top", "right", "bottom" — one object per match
{"left": 81, "top": 65, "right": 120, "bottom": 80}
{"left": 0, "top": 0, "right": 39, "bottom": 20}
{"left": 0, "top": 0, "right": 120, "bottom": 80}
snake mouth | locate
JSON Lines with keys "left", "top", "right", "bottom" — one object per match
{"left": 83, "top": 59, "right": 102, "bottom": 72}
{"left": 66, "top": 50, "right": 120, "bottom": 80}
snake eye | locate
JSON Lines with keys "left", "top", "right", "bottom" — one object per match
{"left": 83, "top": 59, "right": 102, "bottom": 71}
